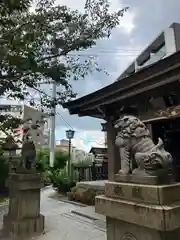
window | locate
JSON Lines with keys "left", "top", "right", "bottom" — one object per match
{"left": 138, "top": 44, "right": 166, "bottom": 70}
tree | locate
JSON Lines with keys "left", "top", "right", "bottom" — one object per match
{"left": 36, "top": 148, "right": 49, "bottom": 172}
{"left": 0, "top": 0, "right": 31, "bottom": 14}
{"left": 54, "top": 151, "right": 69, "bottom": 170}
{"left": 0, "top": 0, "right": 128, "bottom": 132}
{"left": 36, "top": 148, "right": 68, "bottom": 172}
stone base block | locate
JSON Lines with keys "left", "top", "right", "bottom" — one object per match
{"left": 95, "top": 195, "right": 180, "bottom": 232}
{"left": 95, "top": 180, "right": 180, "bottom": 239}
{"left": 7, "top": 173, "right": 44, "bottom": 190}
{"left": 107, "top": 217, "right": 180, "bottom": 240}
{"left": 3, "top": 214, "right": 45, "bottom": 237}
{"left": 3, "top": 173, "right": 44, "bottom": 237}
{"left": 105, "top": 181, "right": 180, "bottom": 204}
{"left": 115, "top": 172, "right": 174, "bottom": 185}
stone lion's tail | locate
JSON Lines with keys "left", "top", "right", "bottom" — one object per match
{"left": 144, "top": 138, "right": 173, "bottom": 174}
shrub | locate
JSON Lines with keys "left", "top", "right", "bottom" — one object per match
{"left": 36, "top": 148, "right": 50, "bottom": 173}
{"left": 41, "top": 171, "right": 52, "bottom": 186}
{"left": 36, "top": 148, "right": 68, "bottom": 173}
{"left": 53, "top": 151, "right": 69, "bottom": 171}
{"left": 51, "top": 168, "right": 79, "bottom": 194}
{"left": 69, "top": 187, "right": 96, "bottom": 205}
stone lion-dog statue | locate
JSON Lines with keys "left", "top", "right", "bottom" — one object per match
{"left": 114, "top": 115, "right": 172, "bottom": 176}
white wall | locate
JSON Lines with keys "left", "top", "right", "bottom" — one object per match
{"left": 164, "top": 27, "right": 177, "bottom": 55}
{"left": 0, "top": 104, "right": 50, "bottom": 148}
{"left": 0, "top": 104, "right": 24, "bottom": 144}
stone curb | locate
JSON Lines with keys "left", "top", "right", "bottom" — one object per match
{"left": 60, "top": 199, "right": 87, "bottom": 207}
{"left": 71, "top": 209, "right": 103, "bottom": 222}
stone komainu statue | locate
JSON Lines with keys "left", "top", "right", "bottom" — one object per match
{"left": 20, "top": 121, "right": 38, "bottom": 171}
{"left": 21, "top": 133, "right": 36, "bottom": 170}
{"left": 115, "top": 115, "right": 172, "bottom": 176}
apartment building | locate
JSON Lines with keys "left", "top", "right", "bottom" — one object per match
{"left": 56, "top": 139, "right": 73, "bottom": 153}
{"left": 118, "top": 22, "right": 180, "bottom": 80}
{"left": 0, "top": 104, "right": 50, "bottom": 149}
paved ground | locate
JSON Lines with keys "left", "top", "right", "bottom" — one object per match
{"left": 72, "top": 206, "right": 105, "bottom": 222}
{"left": 0, "top": 187, "right": 106, "bottom": 240}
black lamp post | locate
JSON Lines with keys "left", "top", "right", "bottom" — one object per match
{"left": 66, "top": 129, "right": 75, "bottom": 177}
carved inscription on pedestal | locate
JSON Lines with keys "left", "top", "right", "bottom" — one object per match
{"left": 121, "top": 232, "right": 137, "bottom": 240}
{"left": 114, "top": 185, "right": 124, "bottom": 197}
{"left": 132, "top": 186, "right": 143, "bottom": 200}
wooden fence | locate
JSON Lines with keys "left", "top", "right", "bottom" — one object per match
{"left": 73, "top": 162, "right": 108, "bottom": 181}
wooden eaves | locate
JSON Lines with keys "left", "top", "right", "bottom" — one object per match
{"left": 89, "top": 147, "right": 107, "bottom": 155}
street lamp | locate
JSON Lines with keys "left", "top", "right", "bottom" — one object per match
{"left": 66, "top": 129, "right": 75, "bottom": 177}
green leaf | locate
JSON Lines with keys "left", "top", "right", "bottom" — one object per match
{"left": 0, "top": 0, "right": 128, "bottom": 130}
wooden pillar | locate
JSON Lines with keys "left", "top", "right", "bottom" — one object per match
{"left": 106, "top": 119, "right": 121, "bottom": 181}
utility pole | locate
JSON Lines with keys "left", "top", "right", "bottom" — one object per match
{"left": 49, "top": 81, "right": 56, "bottom": 167}
{"left": 68, "top": 138, "right": 71, "bottom": 177}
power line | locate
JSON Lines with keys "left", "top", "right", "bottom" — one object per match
{"left": 57, "top": 112, "right": 73, "bottom": 129}
{"left": 56, "top": 112, "right": 105, "bottom": 146}
{"left": 2, "top": 48, "right": 172, "bottom": 146}
{"left": 83, "top": 47, "right": 144, "bottom": 51}
{"left": 67, "top": 50, "right": 173, "bottom": 57}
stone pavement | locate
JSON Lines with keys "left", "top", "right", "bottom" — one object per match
{"left": 72, "top": 206, "right": 105, "bottom": 222}
{"left": 0, "top": 187, "right": 106, "bottom": 240}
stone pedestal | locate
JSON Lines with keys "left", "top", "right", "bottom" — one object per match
{"left": 3, "top": 173, "right": 45, "bottom": 237}
{"left": 95, "top": 181, "right": 180, "bottom": 240}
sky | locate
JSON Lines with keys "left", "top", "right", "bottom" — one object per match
{"left": 2, "top": 0, "right": 180, "bottom": 152}
{"left": 54, "top": 0, "right": 180, "bottom": 152}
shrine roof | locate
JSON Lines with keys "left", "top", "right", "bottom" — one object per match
{"left": 63, "top": 50, "right": 180, "bottom": 119}
{"left": 89, "top": 147, "right": 107, "bottom": 155}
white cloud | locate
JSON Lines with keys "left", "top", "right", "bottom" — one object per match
{"left": 56, "top": 0, "right": 85, "bottom": 11}
{"left": 106, "top": 0, "right": 136, "bottom": 35}
{"left": 111, "top": 43, "right": 143, "bottom": 80}
{"left": 56, "top": 105, "right": 68, "bottom": 113}
{"left": 55, "top": 126, "right": 105, "bottom": 152}
{"left": 73, "top": 130, "right": 105, "bottom": 152}
{"left": 119, "top": 10, "right": 136, "bottom": 35}
{"left": 56, "top": 0, "right": 136, "bottom": 35}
